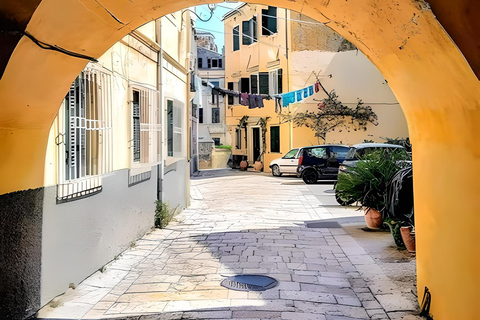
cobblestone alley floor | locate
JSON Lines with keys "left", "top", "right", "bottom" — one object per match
{"left": 37, "top": 170, "right": 420, "bottom": 320}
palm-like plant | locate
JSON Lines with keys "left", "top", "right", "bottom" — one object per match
{"left": 335, "top": 149, "right": 411, "bottom": 216}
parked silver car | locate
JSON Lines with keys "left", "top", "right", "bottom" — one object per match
{"left": 269, "top": 148, "right": 301, "bottom": 176}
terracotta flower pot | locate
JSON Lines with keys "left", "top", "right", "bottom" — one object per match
{"left": 239, "top": 160, "right": 248, "bottom": 171}
{"left": 400, "top": 226, "right": 416, "bottom": 252}
{"left": 364, "top": 207, "right": 383, "bottom": 229}
{"left": 254, "top": 161, "right": 263, "bottom": 171}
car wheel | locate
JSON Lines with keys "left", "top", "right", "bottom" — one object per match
{"left": 302, "top": 169, "right": 318, "bottom": 184}
{"left": 271, "top": 165, "right": 282, "bottom": 177}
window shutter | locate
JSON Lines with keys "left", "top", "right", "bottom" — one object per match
{"left": 270, "top": 126, "right": 280, "bottom": 153}
{"left": 252, "top": 17, "right": 257, "bottom": 42}
{"left": 262, "top": 7, "right": 277, "bottom": 35}
{"left": 242, "top": 21, "right": 251, "bottom": 45}
{"left": 167, "top": 100, "right": 173, "bottom": 157}
{"left": 277, "top": 68, "right": 283, "bottom": 94}
{"left": 259, "top": 72, "right": 269, "bottom": 94}
{"left": 268, "top": 7, "right": 277, "bottom": 34}
{"left": 133, "top": 90, "right": 141, "bottom": 162}
{"left": 233, "top": 26, "right": 240, "bottom": 51}
{"left": 250, "top": 74, "right": 258, "bottom": 94}
{"left": 228, "top": 82, "right": 234, "bottom": 105}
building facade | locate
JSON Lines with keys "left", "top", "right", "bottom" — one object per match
{"left": 195, "top": 32, "right": 231, "bottom": 169}
{"left": 223, "top": 5, "right": 409, "bottom": 171}
{"left": 39, "top": 13, "right": 193, "bottom": 310}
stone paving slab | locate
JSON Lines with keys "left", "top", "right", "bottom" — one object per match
{"left": 36, "top": 173, "right": 420, "bottom": 320}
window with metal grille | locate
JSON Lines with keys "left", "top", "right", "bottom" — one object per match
{"left": 131, "top": 86, "right": 160, "bottom": 164}
{"left": 132, "top": 91, "right": 141, "bottom": 162}
{"left": 270, "top": 126, "right": 280, "bottom": 153}
{"left": 56, "top": 68, "right": 113, "bottom": 202}
{"left": 262, "top": 6, "right": 277, "bottom": 35}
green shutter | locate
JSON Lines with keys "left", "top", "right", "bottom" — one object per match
{"left": 259, "top": 73, "right": 269, "bottom": 94}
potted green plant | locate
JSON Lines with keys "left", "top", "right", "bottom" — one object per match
{"left": 385, "top": 166, "right": 415, "bottom": 251}
{"left": 335, "top": 149, "right": 410, "bottom": 229}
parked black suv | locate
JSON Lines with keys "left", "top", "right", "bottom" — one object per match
{"left": 297, "top": 144, "right": 350, "bottom": 184}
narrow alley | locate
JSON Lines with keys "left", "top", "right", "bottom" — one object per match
{"left": 36, "top": 171, "right": 419, "bottom": 320}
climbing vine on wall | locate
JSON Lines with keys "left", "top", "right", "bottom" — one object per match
{"left": 280, "top": 90, "right": 378, "bottom": 143}
{"left": 257, "top": 117, "right": 270, "bottom": 161}
{"left": 238, "top": 115, "right": 249, "bottom": 128}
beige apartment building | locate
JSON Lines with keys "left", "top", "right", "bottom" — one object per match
{"left": 40, "top": 13, "right": 194, "bottom": 308}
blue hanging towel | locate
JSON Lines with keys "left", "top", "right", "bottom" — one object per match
{"left": 296, "top": 90, "right": 303, "bottom": 102}
{"left": 282, "top": 92, "right": 296, "bottom": 107}
{"left": 308, "top": 85, "right": 314, "bottom": 96}
{"left": 303, "top": 88, "right": 309, "bottom": 99}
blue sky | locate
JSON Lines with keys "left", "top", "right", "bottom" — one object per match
{"left": 194, "top": 3, "right": 242, "bottom": 53}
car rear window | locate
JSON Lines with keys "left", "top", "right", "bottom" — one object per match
{"left": 330, "top": 146, "right": 349, "bottom": 159}
{"left": 346, "top": 146, "right": 410, "bottom": 160}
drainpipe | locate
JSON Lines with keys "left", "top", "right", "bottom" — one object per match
{"left": 156, "top": 19, "right": 164, "bottom": 201}
{"left": 285, "top": 8, "right": 292, "bottom": 150}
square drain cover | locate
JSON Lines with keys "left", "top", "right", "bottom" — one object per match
{"left": 306, "top": 221, "right": 342, "bottom": 228}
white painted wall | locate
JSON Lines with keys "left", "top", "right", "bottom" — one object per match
{"left": 41, "top": 168, "right": 157, "bottom": 305}
{"left": 289, "top": 50, "right": 409, "bottom": 144}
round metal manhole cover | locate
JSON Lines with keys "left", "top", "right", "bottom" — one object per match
{"left": 220, "top": 275, "right": 278, "bottom": 291}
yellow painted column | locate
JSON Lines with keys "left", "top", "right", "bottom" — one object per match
{"left": 0, "top": 0, "right": 479, "bottom": 319}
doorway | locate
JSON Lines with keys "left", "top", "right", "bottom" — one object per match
{"left": 252, "top": 127, "right": 261, "bottom": 162}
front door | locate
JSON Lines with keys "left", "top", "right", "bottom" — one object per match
{"left": 252, "top": 127, "right": 261, "bottom": 162}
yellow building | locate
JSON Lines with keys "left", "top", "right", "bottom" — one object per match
{"left": 223, "top": 5, "right": 409, "bottom": 172}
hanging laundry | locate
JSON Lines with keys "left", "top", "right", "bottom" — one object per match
{"left": 248, "top": 94, "right": 257, "bottom": 109}
{"left": 256, "top": 95, "right": 264, "bottom": 108}
{"left": 240, "top": 93, "right": 249, "bottom": 106}
{"left": 303, "top": 88, "right": 309, "bottom": 99}
{"left": 275, "top": 96, "right": 282, "bottom": 112}
{"left": 282, "top": 92, "right": 295, "bottom": 107}
{"left": 296, "top": 90, "right": 303, "bottom": 102}
{"left": 308, "top": 85, "right": 314, "bottom": 96}
{"left": 314, "top": 82, "right": 320, "bottom": 93}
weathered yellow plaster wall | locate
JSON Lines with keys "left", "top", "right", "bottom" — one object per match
{"left": 1, "top": 0, "right": 480, "bottom": 319}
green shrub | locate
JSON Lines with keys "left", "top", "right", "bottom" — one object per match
{"left": 335, "top": 149, "right": 410, "bottom": 215}
{"left": 216, "top": 144, "right": 232, "bottom": 150}
{"left": 154, "top": 201, "right": 174, "bottom": 228}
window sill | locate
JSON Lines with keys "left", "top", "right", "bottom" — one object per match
{"left": 56, "top": 176, "right": 103, "bottom": 204}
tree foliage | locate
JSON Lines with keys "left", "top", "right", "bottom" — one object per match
{"left": 281, "top": 90, "right": 378, "bottom": 143}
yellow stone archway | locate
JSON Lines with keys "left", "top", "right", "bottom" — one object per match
{"left": 0, "top": 0, "right": 479, "bottom": 319}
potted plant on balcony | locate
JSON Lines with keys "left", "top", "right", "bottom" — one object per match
{"left": 335, "top": 149, "right": 411, "bottom": 229}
